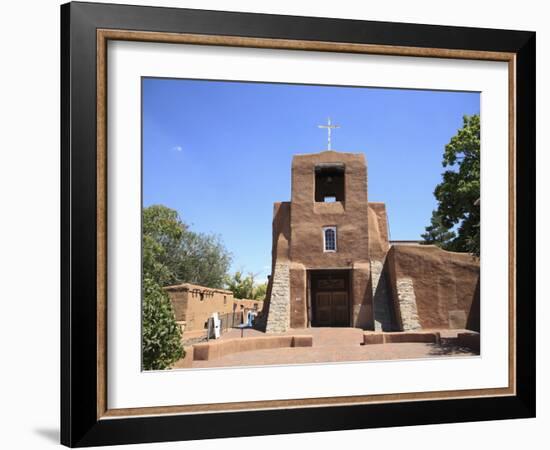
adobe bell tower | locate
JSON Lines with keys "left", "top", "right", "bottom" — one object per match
{"left": 264, "top": 146, "right": 374, "bottom": 333}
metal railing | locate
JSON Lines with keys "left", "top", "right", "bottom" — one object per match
{"left": 219, "top": 312, "right": 243, "bottom": 332}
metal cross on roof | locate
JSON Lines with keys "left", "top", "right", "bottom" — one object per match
{"left": 318, "top": 117, "right": 340, "bottom": 150}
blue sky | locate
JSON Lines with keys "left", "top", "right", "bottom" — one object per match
{"left": 142, "top": 78, "right": 479, "bottom": 280}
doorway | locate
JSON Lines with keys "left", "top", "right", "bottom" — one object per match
{"left": 309, "top": 270, "right": 350, "bottom": 327}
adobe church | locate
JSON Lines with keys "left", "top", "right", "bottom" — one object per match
{"left": 262, "top": 122, "right": 480, "bottom": 334}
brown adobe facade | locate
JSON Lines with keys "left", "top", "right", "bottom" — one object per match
{"left": 164, "top": 283, "right": 264, "bottom": 333}
{"left": 164, "top": 283, "right": 234, "bottom": 332}
{"left": 262, "top": 150, "right": 480, "bottom": 334}
{"left": 234, "top": 298, "right": 264, "bottom": 314}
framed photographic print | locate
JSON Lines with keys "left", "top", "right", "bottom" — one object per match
{"left": 60, "top": 1, "right": 536, "bottom": 447}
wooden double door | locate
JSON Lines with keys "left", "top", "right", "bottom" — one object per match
{"left": 310, "top": 270, "right": 350, "bottom": 327}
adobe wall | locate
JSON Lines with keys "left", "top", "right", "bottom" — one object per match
{"left": 271, "top": 202, "right": 291, "bottom": 265}
{"left": 165, "top": 290, "right": 188, "bottom": 323}
{"left": 263, "top": 202, "right": 292, "bottom": 333}
{"left": 289, "top": 151, "right": 370, "bottom": 268}
{"left": 266, "top": 151, "right": 375, "bottom": 331}
{"left": 165, "top": 283, "right": 234, "bottom": 332}
{"left": 386, "top": 245, "right": 480, "bottom": 331}
{"left": 368, "top": 202, "right": 390, "bottom": 260}
{"left": 352, "top": 263, "right": 374, "bottom": 328}
{"left": 284, "top": 262, "right": 372, "bottom": 329}
{"left": 289, "top": 263, "right": 307, "bottom": 328}
{"left": 367, "top": 202, "right": 392, "bottom": 330}
{"left": 233, "top": 298, "right": 264, "bottom": 312}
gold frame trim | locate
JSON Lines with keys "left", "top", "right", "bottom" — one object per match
{"left": 96, "top": 29, "right": 517, "bottom": 420}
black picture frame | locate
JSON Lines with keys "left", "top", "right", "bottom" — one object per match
{"left": 61, "top": 1, "right": 535, "bottom": 447}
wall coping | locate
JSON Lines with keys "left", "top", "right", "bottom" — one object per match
{"left": 193, "top": 335, "right": 313, "bottom": 361}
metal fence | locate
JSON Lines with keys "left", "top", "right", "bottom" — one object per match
{"left": 219, "top": 311, "right": 243, "bottom": 333}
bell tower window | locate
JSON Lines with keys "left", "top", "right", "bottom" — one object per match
{"left": 315, "top": 163, "right": 345, "bottom": 202}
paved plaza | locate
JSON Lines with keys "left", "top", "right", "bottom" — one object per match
{"left": 173, "top": 327, "right": 478, "bottom": 369}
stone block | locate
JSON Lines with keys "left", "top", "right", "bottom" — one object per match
{"left": 265, "top": 263, "right": 291, "bottom": 333}
{"left": 395, "top": 277, "right": 421, "bottom": 331}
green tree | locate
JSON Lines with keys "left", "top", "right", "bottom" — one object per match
{"left": 421, "top": 210, "right": 456, "bottom": 247}
{"left": 142, "top": 205, "right": 232, "bottom": 287}
{"left": 178, "top": 231, "right": 232, "bottom": 289}
{"left": 225, "top": 271, "right": 255, "bottom": 299}
{"left": 225, "top": 272, "right": 267, "bottom": 300}
{"left": 141, "top": 204, "right": 232, "bottom": 369}
{"left": 142, "top": 205, "right": 186, "bottom": 285}
{"left": 423, "top": 114, "right": 480, "bottom": 256}
{"left": 142, "top": 277, "right": 184, "bottom": 370}
{"left": 253, "top": 282, "right": 267, "bottom": 301}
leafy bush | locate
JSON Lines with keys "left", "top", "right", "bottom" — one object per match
{"left": 142, "top": 277, "right": 184, "bottom": 370}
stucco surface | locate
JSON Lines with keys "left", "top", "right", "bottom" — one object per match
{"left": 289, "top": 151, "right": 370, "bottom": 268}
{"left": 264, "top": 150, "right": 479, "bottom": 335}
{"left": 387, "top": 245, "right": 480, "bottom": 330}
{"left": 289, "top": 263, "right": 307, "bottom": 328}
{"left": 368, "top": 202, "right": 390, "bottom": 260}
{"left": 165, "top": 283, "right": 234, "bottom": 332}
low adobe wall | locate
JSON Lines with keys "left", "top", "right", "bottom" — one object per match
{"left": 234, "top": 298, "right": 264, "bottom": 313}
{"left": 363, "top": 331, "right": 440, "bottom": 345}
{"left": 193, "top": 335, "right": 313, "bottom": 361}
{"left": 386, "top": 245, "right": 480, "bottom": 331}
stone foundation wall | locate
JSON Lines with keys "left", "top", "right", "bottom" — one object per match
{"left": 265, "top": 262, "right": 291, "bottom": 333}
{"left": 395, "top": 277, "right": 421, "bottom": 331}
